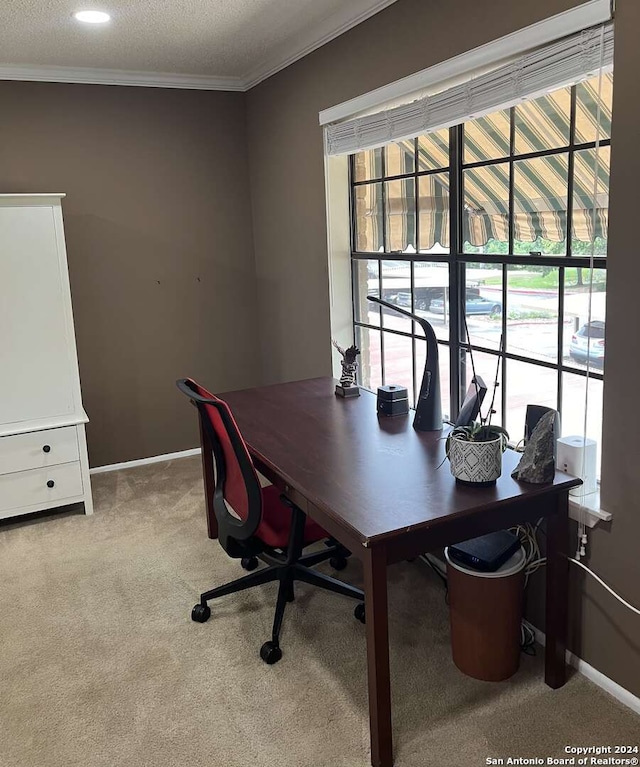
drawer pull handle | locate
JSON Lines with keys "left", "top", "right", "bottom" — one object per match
{"left": 46, "top": 480, "right": 55, "bottom": 488}
{"left": 43, "top": 445, "right": 51, "bottom": 453}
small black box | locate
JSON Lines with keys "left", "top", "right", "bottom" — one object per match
{"left": 449, "top": 530, "right": 520, "bottom": 572}
{"left": 377, "top": 385, "right": 409, "bottom": 417}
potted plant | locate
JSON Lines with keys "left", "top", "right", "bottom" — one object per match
{"left": 447, "top": 421, "right": 509, "bottom": 486}
{"left": 447, "top": 331, "right": 509, "bottom": 486}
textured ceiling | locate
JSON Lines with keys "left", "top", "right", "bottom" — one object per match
{"left": 0, "top": 0, "right": 397, "bottom": 84}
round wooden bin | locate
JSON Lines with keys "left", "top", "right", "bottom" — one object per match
{"left": 445, "top": 546, "right": 526, "bottom": 681}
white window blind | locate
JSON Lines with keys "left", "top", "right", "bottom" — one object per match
{"left": 325, "top": 21, "right": 613, "bottom": 157}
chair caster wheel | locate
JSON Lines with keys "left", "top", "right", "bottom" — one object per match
{"left": 330, "top": 556, "right": 348, "bottom": 571}
{"left": 191, "top": 603, "right": 211, "bottom": 623}
{"left": 354, "top": 603, "right": 366, "bottom": 624}
{"left": 260, "top": 641, "right": 282, "bottom": 665}
{"left": 241, "top": 557, "right": 259, "bottom": 571}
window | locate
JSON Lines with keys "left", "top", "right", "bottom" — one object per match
{"left": 351, "top": 74, "right": 612, "bottom": 472}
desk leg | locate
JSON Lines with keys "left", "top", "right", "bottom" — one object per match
{"left": 364, "top": 547, "right": 393, "bottom": 767}
{"left": 545, "top": 491, "right": 569, "bottom": 688}
{"left": 199, "top": 417, "right": 218, "bottom": 540}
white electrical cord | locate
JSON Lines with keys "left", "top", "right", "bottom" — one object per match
{"left": 577, "top": 27, "right": 606, "bottom": 562}
{"left": 510, "top": 521, "right": 545, "bottom": 583}
{"left": 521, "top": 620, "right": 537, "bottom": 654}
{"left": 568, "top": 557, "right": 640, "bottom": 616}
{"left": 510, "top": 521, "right": 640, "bottom": 617}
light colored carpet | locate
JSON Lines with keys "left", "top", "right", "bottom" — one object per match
{"left": 0, "top": 456, "right": 637, "bottom": 767}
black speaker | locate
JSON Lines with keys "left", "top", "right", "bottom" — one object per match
{"left": 377, "top": 385, "right": 409, "bottom": 417}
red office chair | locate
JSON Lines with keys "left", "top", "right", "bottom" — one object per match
{"left": 177, "top": 378, "right": 364, "bottom": 664}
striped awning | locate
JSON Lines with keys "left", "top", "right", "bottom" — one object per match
{"left": 356, "top": 74, "right": 612, "bottom": 253}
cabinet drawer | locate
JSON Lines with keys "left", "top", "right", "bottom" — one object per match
{"left": 0, "top": 462, "right": 84, "bottom": 514}
{"left": 0, "top": 427, "right": 79, "bottom": 475}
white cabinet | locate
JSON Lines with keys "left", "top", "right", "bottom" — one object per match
{"left": 0, "top": 194, "right": 93, "bottom": 520}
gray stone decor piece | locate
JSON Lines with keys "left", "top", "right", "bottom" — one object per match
{"left": 511, "top": 410, "right": 557, "bottom": 484}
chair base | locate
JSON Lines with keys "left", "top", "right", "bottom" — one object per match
{"left": 193, "top": 544, "right": 364, "bottom": 663}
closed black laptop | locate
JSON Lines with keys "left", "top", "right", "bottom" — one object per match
{"left": 449, "top": 530, "right": 520, "bottom": 573}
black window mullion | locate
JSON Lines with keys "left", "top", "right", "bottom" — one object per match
{"left": 350, "top": 259, "right": 359, "bottom": 342}
{"left": 414, "top": 137, "right": 420, "bottom": 257}
{"left": 501, "top": 264, "right": 508, "bottom": 431}
{"left": 412, "top": 138, "right": 419, "bottom": 403}
{"left": 502, "top": 107, "right": 515, "bottom": 431}
{"left": 352, "top": 166, "right": 451, "bottom": 186}
{"left": 379, "top": 149, "right": 388, "bottom": 386}
{"left": 459, "top": 341, "right": 580, "bottom": 373}
{"left": 349, "top": 154, "right": 357, "bottom": 256}
{"left": 356, "top": 320, "right": 450, "bottom": 345}
{"left": 380, "top": 150, "right": 388, "bottom": 254}
{"left": 449, "top": 124, "right": 463, "bottom": 416}
{"left": 557, "top": 88, "right": 577, "bottom": 413}
{"left": 454, "top": 253, "right": 606, "bottom": 269}
{"left": 508, "top": 106, "right": 515, "bottom": 257}
{"left": 409, "top": 261, "right": 418, "bottom": 405}
{"left": 378, "top": 257, "right": 385, "bottom": 384}
{"left": 349, "top": 156, "right": 359, "bottom": 340}
{"left": 459, "top": 257, "right": 467, "bottom": 405}
{"left": 557, "top": 266, "right": 565, "bottom": 412}
{"left": 461, "top": 138, "right": 610, "bottom": 171}
{"left": 352, "top": 251, "right": 450, "bottom": 263}
{"left": 567, "top": 85, "right": 577, "bottom": 259}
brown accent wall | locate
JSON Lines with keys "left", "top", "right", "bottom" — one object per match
{"left": 245, "top": 0, "right": 640, "bottom": 696}
{"left": 246, "top": 0, "right": 586, "bottom": 383}
{"left": 0, "top": 82, "right": 258, "bottom": 467}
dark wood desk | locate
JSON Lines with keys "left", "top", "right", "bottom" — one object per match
{"left": 207, "top": 377, "right": 580, "bottom": 767}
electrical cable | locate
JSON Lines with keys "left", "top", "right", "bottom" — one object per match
{"left": 520, "top": 620, "right": 537, "bottom": 655}
{"left": 577, "top": 26, "right": 607, "bottom": 561}
{"left": 509, "top": 520, "right": 545, "bottom": 584}
{"left": 508, "top": 524, "right": 548, "bottom": 650}
{"left": 511, "top": 522, "right": 640, "bottom": 617}
{"left": 420, "top": 553, "right": 449, "bottom": 591}
{"left": 568, "top": 557, "right": 640, "bottom": 616}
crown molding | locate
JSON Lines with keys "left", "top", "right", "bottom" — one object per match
{"left": 242, "top": 0, "right": 400, "bottom": 90}
{"left": 0, "top": 0, "right": 399, "bottom": 93}
{"left": 0, "top": 63, "right": 245, "bottom": 91}
{"left": 0, "top": 0, "right": 612, "bottom": 96}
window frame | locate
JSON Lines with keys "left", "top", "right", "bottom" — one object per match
{"left": 350, "top": 83, "right": 609, "bottom": 435}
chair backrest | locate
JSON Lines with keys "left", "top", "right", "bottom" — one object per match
{"left": 176, "top": 378, "right": 262, "bottom": 554}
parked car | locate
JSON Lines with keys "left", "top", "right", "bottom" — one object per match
{"left": 430, "top": 292, "right": 502, "bottom": 316}
{"left": 395, "top": 291, "right": 412, "bottom": 308}
{"left": 569, "top": 320, "right": 605, "bottom": 366}
{"left": 395, "top": 287, "right": 444, "bottom": 311}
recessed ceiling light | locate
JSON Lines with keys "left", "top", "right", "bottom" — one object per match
{"left": 74, "top": 10, "right": 111, "bottom": 23}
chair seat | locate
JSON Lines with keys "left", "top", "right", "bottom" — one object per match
{"left": 257, "top": 485, "right": 328, "bottom": 549}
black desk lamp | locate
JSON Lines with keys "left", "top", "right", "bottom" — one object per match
{"left": 367, "top": 296, "right": 442, "bottom": 432}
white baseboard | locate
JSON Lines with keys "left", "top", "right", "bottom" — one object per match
{"left": 530, "top": 624, "right": 640, "bottom": 716}
{"left": 90, "top": 447, "right": 201, "bottom": 475}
